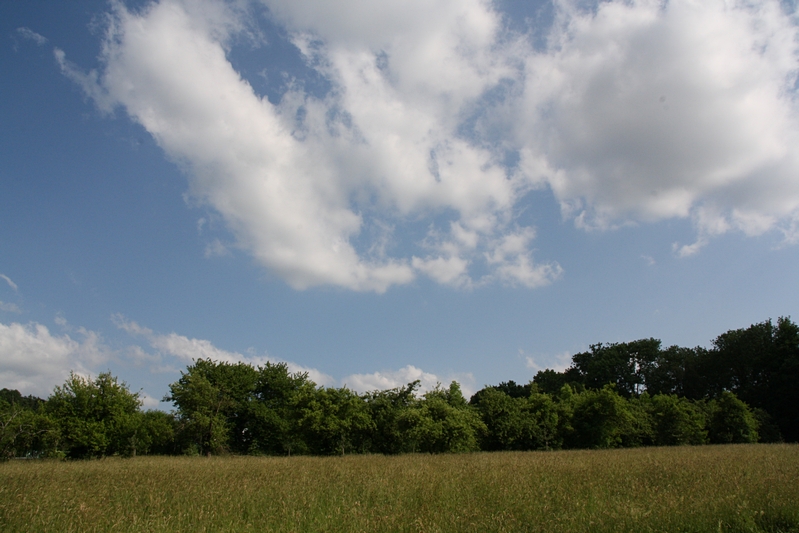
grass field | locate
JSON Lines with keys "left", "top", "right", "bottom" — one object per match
{"left": 1, "top": 444, "right": 797, "bottom": 532}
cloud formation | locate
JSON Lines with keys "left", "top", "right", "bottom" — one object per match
{"left": 114, "top": 315, "right": 464, "bottom": 393}
{"left": 57, "top": 0, "right": 558, "bottom": 291}
{"left": 342, "top": 364, "right": 475, "bottom": 397}
{"left": 16, "top": 27, "right": 48, "bottom": 46}
{"left": 514, "top": 0, "right": 799, "bottom": 254}
{"left": 0, "top": 302, "right": 22, "bottom": 313}
{"left": 0, "top": 321, "right": 111, "bottom": 398}
{"left": 0, "top": 274, "right": 18, "bottom": 291}
{"left": 114, "top": 314, "right": 336, "bottom": 385}
{"left": 59, "top": 0, "right": 799, "bottom": 291}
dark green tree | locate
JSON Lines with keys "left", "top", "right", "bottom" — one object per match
{"left": 0, "top": 397, "right": 58, "bottom": 460}
{"left": 135, "top": 410, "right": 178, "bottom": 455}
{"left": 363, "top": 381, "right": 419, "bottom": 454}
{"left": 706, "top": 391, "right": 758, "bottom": 444}
{"left": 247, "top": 362, "right": 316, "bottom": 455}
{"left": 472, "top": 388, "right": 560, "bottom": 451}
{"left": 570, "top": 339, "right": 661, "bottom": 397}
{"left": 532, "top": 368, "right": 583, "bottom": 395}
{"left": 646, "top": 394, "right": 707, "bottom": 446}
{"left": 472, "top": 387, "right": 524, "bottom": 451}
{"left": 705, "top": 318, "right": 799, "bottom": 441}
{"left": 567, "top": 385, "right": 636, "bottom": 449}
{"left": 640, "top": 346, "right": 706, "bottom": 399}
{"left": 0, "top": 388, "right": 45, "bottom": 411}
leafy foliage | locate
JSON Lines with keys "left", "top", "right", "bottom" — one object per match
{"left": 45, "top": 372, "right": 143, "bottom": 458}
{"left": 2, "top": 316, "right": 796, "bottom": 458}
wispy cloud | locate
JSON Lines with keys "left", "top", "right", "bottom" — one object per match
{"left": 204, "top": 239, "right": 230, "bottom": 258}
{"left": 0, "top": 302, "right": 22, "bottom": 314}
{"left": 113, "top": 314, "right": 471, "bottom": 394}
{"left": 113, "top": 314, "right": 336, "bottom": 386}
{"left": 0, "top": 274, "right": 18, "bottom": 292}
{"left": 16, "top": 27, "right": 48, "bottom": 46}
{"left": 524, "top": 349, "right": 572, "bottom": 373}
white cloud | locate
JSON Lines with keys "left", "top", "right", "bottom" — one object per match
{"left": 515, "top": 0, "right": 799, "bottom": 246}
{"left": 58, "top": 0, "right": 558, "bottom": 292}
{"left": 54, "top": 48, "right": 115, "bottom": 113}
{"left": 342, "top": 364, "right": 476, "bottom": 397}
{"left": 139, "top": 391, "right": 164, "bottom": 409}
{"left": 16, "top": 27, "right": 48, "bottom": 46}
{"left": 114, "top": 314, "right": 335, "bottom": 386}
{"left": 204, "top": 238, "right": 230, "bottom": 257}
{"left": 0, "top": 274, "right": 18, "bottom": 292}
{"left": 0, "top": 321, "right": 111, "bottom": 398}
{"left": 411, "top": 255, "right": 471, "bottom": 288}
{"left": 524, "top": 350, "right": 572, "bottom": 373}
{"left": 342, "top": 365, "right": 441, "bottom": 394}
{"left": 59, "top": 0, "right": 799, "bottom": 291}
{"left": 113, "top": 315, "right": 475, "bottom": 394}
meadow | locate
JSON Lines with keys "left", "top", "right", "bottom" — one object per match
{"left": 1, "top": 444, "right": 797, "bottom": 533}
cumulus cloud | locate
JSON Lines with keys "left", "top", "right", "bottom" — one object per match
{"left": 515, "top": 0, "right": 799, "bottom": 246}
{"left": 58, "top": 0, "right": 558, "bottom": 291}
{"left": 0, "top": 321, "right": 112, "bottom": 398}
{"left": 59, "top": 0, "right": 799, "bottom": 292}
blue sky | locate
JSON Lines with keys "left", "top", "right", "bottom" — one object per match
{"left": 2, "top": 0, "right": 799, "bottom": 407}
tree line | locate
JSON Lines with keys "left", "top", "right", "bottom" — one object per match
{"left": 1, "top": 317, "right": 796, "bottom": 459}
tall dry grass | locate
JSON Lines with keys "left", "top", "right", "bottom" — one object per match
{"left": 1, "top": 444, "right": 797, "bottom": 532}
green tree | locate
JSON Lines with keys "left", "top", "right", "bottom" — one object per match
{"left": 472, "top": 387, "right": 523, "bottom": 451}
{"left": 568, "top": 385, "right": 636, "bottom": 449}
{"left": 0, "top": 388, "right": 45, "bottom": 411}
{"left": 363, "top": 381, "right": 419, "bottom": 454}
{"left": 641, "top": 346, "right": 706, "bottom": 399}
{"left": 134, "top": 410, "right": 178, "bottom": 455}
{"left": 45, "top": 372, "right": 142, "bottom": 458}
{"left": 707, "top": 391, "right": 759, "bottom": 444}
{"left": 527, "top": 391, "right": 561, "bottom": 450}
{"left": 532, "top": 368, "right": 583, "bottom": 396}
{"left": 647, "top": 394, "right": 707, "bottom": 446}
{"left": 398, "top": 382, "right": 485, "bottom": 453}
{"left": 166, "top": 361, "right": 240, "bottom": 456}
{"left": 0, "top": 398, "right": 58, "bottom": 460}
{"left": 472, "top": 388, "right": 560, "bottom": 451}
{"left": 247, "top": 362, "right": 316, "bottom": 455}
{"left": 571, "top": 339, "right": 661, "bottom": 397}
{"left": 706, "top": 318, "right": 799, "bottom": 442}
{"left": 296, "top": 386, "right": 373, "bottom": 455}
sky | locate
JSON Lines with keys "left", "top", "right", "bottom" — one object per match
{"left": 2, "top": 0, "right": 799, "bottom": 409}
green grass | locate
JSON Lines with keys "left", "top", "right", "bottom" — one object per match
{"left": 1, "top": 444, "right": 798, "bottom": 532}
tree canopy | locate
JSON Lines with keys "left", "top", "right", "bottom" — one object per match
{"left": 1, "top": 316, "right": 796, "bottom": 459}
